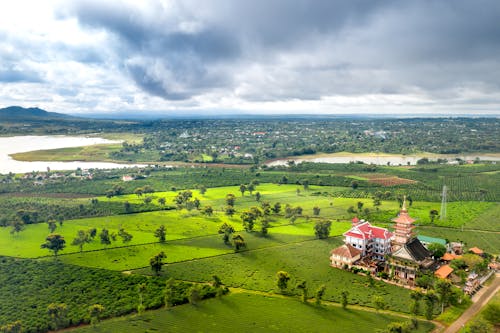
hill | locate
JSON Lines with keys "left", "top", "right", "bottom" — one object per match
{"left": 0, "top": 106, "right": 76, "bottom": 120}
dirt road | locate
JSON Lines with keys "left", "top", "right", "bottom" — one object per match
{"left": 443, "top": 273, "right": 499, "bottom": 333}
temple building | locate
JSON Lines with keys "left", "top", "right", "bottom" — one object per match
{"left": 387, "top": 198, "right": 434, "bottom": 285}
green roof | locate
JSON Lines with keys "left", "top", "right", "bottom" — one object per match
{"left": 418, "top": 235, "right": 446, "bottom": 246}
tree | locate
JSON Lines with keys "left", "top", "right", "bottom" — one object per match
{"left": 357, "top": 201, "right": 364, "bottom": 211}
{"left": 482, "top": 301, "right": 500, "bottom": 325}
{"left": 429, "top": 209, "right": 439, "bottom": 224}
{"left": 10, "top": 219, "right": 24, "bottom": 235}
{"left": 225, "top": 206, "right": 236, "bottom": 217}
{"left": 314, "top": 221, "right": 332, "bottom": 239}
{"left": 202, "top": 205, "right": 213, "bottom": 216}
{"left": 296, "top": 280, "right": 308, "bottom": 303}
{"left": 225, "top": 193, "right": 236, "bottom": 207}
{"left": 232, "top": 234, "right": 246, "bottom": 252}
{"left": 373, "top": 295, "right": 386, "bottom": 312}
{"left": 240, "top": 209, "right": 260, "bottom": 231}
{"left": 272, "top": 202, "right": 281, "bottom": 214}
{"left": 427, "top": 243, "right": 446, "bottom": 258}
{"left": 143, "top": 196, "right": 153, "bottom": 204}
{"left": 0, "top": 320, "right": 22, "bottom": 333}
{"left": 47, "top": 220, "right": 57, "bottom": 233}
{"left": 302, "top": 179, "right": 309, "bottom": 191}
{"left": 150, "top": 251, "right": 166, "bottom": 275}
{"left": 424, "top": 291, "right": 438, "bottom": 320}
{"left": 154, "top": 225, "right": 166, "bottom": 242}
{"left": 410, "top": 289, "right": 423, "bottom": 316}
{"left": 47, "top": 303, "right": 67, "bottom": 329}
{"left": 99, "top": 228, "right": 111, "bottom": 246}
{"left": 260, "top": 218, "right": 270, "bottom": 236}
{"left": 158, "top": 197, "right": 166, "bottom": 206}
{"left": 341, "top": 290, "right": 349, "bottom": 309}
{"left": 72, "top": 230, "right": 90, "bottom": 252}
{"left": 276, "top": 271, "right": 290, "bottom": 293}
{"left": 467, "top": 318, "right": 492, "bottom": 333}
{"left": 315, "top": 285, "right": 326, "bottom": 306}
{"left": 193, "top": 197, "right": 201, "bottom": 210}
{"left": 239, "top": 184, "right": 247, "bottom": 196}
{"left": 435, "top": 280, "right": 453, "bottom": 313}
{"left": 218, "top": 223, "right": 235, "bottom": 244}
{"left": 136, "top": 283, "right": 146, "bottom": 314}
{"left": 199, "top": 185, "right": 207, "bottom": 195}
{"left": 118, "top": 228, "right": 133, "bottom": 243}
{"left": 247, "top": 183, "right": 255, "bottom": 195}
{"left": 41, "top": 234, "right": 66, "bottom": 258}
{"left": 88, "top": 304, "right": 104, "bottom": 326}
{"left": 255, "top": 192, "right": 261, "bottom": 202}
{"left": 313, "top": 206, "right": 321, "bottom": 216}
{"left": 124, "top": 201, "right": 132, "bottom": 213}
{"left": 189, "top": 284, "right": 201, "bottom": 305}
{"left": 164, "top": 278, "right": 175, "bottom": 308}
{"left": 134, "top": 187, "right": 144, "bottom": 197}
{"left": 351, "top": 180, "right": 359, "bottom": 189}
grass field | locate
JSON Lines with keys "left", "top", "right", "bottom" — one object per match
{"left": 133, "top": 237, "right": 416, "bottom": 313}
{"left": 69, "top": 292, "right": 435, "bottom": 333}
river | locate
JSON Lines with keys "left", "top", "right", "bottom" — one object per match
{"left": 0, "top": 135, "right": 144, "bottom": 174}
{"left": 266, "top": 152, "right": 500, "bottom": 167}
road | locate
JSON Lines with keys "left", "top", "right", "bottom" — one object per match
{"left": 443, "top": 273, "right": 499, "bottom": 333}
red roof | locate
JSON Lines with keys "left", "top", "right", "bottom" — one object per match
{"left": 344, "top": 221, "right": 392, "bottom": 240}
{"left": 331, "top": 244, "right": 362, "bottom": 259}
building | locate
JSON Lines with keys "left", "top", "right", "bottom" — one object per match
{"left": 343, "top": 217, "right": 393, "bottom": 261}
{"left": 435, "top": 264, "right": 454, "bottom": 279}
{"left": 387, "top": 198, "right": 434, "bottom": 285}
{"left": 330, "top": 244, "right": 362, "bottom": 268}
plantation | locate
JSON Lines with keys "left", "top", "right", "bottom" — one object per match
{"left": 70, "top": 292, "right": 435, "bottom": 333}
{"left": 0, "top": 164, "right": 498, "bottom": 332}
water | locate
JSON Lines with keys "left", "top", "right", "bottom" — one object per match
{"left": 266, "top": 153, "right": 500, "bottom": 167}
{"left": 0, "top": 135, "right": 144, "bottom": 174}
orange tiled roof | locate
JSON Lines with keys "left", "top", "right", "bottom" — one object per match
{"left": 469, "top": 247, "right": 484, "bottom": 255}
{"left": 331, "top": 244, "right": 362, "bottom": 259}
{"left": 435, "top": 265, "right": 454, "bottom": 279}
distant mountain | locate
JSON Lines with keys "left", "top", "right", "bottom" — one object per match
{"left": 0, "top": 106, "right": 76, "bottom": 120}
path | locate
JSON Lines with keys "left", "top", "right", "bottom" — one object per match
{"left": 443, "top": 273, "right": 500, "bottom": 333}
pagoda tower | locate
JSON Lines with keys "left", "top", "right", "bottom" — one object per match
{"left": 392, "top": 196, "right": 415, "bottom": 247}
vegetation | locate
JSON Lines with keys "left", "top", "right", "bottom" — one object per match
{"left": 69, "top": 292, "right": 435, "bottom": 333}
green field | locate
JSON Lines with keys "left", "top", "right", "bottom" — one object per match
{"left": 70, "top": 292, "right": 435, "bottom": 333}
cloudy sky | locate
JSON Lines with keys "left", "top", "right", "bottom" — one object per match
{"left": 1, "top": 0, "right": 499, "bottom": 115}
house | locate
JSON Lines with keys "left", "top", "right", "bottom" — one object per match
{"left": 441, "top": 253, "right": 461, "bottom": 262}
{"left": 435, "top": 264, "right": 454, "bottom": 279}
{"left": 464, "top": 272, "right": 480, "bottom": 295}
{"left": 469, "top": 247, "right": 484, "bottom": 256}
{"left": 343, "top": 217, "right": 393, "bottom": 261}
{"left": 330, "top": 244, "right": 362, "bottom": 268}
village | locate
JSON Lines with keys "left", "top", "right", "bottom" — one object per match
{"left": 330, "top": 197, "right": 497, "bottom": 296}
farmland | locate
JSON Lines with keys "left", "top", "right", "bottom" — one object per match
{"left": 0, "top": 163, "right": 498, "bottom": 332}
{"left": 70, "top": 292, "right": 435, "bottom": 333}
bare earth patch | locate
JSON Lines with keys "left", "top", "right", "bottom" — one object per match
{"left": 364, "top": 174, "right": 417, "bottom": 186}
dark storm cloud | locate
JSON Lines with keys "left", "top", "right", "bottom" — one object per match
{"left": 64, "top": 0, "right": 500, "bottom": 104}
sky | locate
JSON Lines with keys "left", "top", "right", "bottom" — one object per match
{"left": 0, "top": 0, "right": 499, "bottom": 116}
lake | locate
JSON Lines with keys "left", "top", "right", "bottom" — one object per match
{"left": 0, "top": 135, "right": 143, "bottom": 174}
{"left": 266, "top": 152, "right": 500, "bottom": 167}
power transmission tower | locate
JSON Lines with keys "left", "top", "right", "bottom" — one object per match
{"left": 440, "top": 185, "right": 447, "bottom": 220}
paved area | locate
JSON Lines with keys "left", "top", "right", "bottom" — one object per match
{"left": 443, "top": 273, "right": 499, "bottom": 333}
